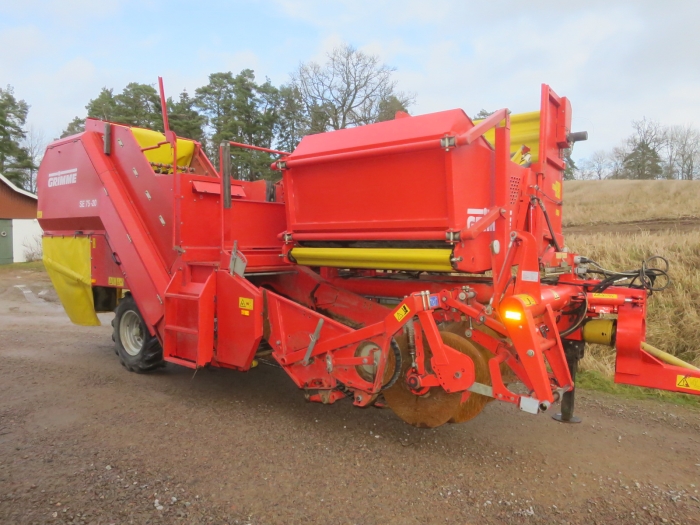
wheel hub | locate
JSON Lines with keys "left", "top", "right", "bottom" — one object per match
{"left": 120, "top": 310, "right": 144, "bottom": 356}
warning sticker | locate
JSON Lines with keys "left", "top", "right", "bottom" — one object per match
{"left": 552, "top": 180, "right": 562, "bottom": 200}
{"left": 241, "top": 310, "right": 250, "bottom": 317}
{"left": 515, "top": 294, "right": 537, "bottom": 306}
{"left": 108, "top": 277, "right": 124, "bottom": 287}
{"left": 394, "top": 304, "right": 411, "bottom": 322}
{"left": 591, "top": 293, "right": 618, "bottom": 299}
{"left": 676, "top": 375, "right": 700, "bottom": 392}
{"left": 37, "top": 210, "right": 42, "bottom": 218}
{"left": 239, "top": 297, "right": 254, "bottom": 310}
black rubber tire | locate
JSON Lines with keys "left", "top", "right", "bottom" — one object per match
{"left": 112, "top": 294, "right": 164, "bottom": 373}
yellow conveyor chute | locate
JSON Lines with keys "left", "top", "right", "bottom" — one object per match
{"left": 475, "top": 110, "right": 540, "bottom": 163}
{"left": 42, "top": 236, "right": 100, "bottom": 326}
{"left": 131, "top": 127, "right": 195, "bottom": 168}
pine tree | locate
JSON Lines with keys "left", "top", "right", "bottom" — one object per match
{"left": 168, "top": 91, "right": 206, "bottom": 143}
{"left": 376, "top": 95, "right": 409, "bottom": 122}
{"left": 0, "top": 86, "right": 34, "bottom": 188}
{"left": 623, "top": 142, "right": 662, "bottom": 180}
{"left": 61, "top": 117, "right": 85, "bottom": 138}
{"left": 276, "top": 85, "right": 307, "bottom": 153}
{"left": 112, "top": 83, "right": 162, "bottom": 130}
{"left": 196, "top": 70, "right": 283, "bottom": 180}
{"left": 563, "top": 149, "right": 577, "bottom": 181}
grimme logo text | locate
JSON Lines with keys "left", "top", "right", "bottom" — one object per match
{"left": 48, "top": 168, "right": 77, "bottom": 187}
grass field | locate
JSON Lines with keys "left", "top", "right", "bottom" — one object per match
{"left": 564, "top": 179, "right": 700, "bottom": 226}
{"left": 564, "top": 180, "right": 700, "bottom": 403}
{"left": 567, "top": 231, "right": 700, "bottom": 368}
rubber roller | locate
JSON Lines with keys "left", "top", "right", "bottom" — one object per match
{"left": 289, "top": 247, "right": 454, "bottom": 272}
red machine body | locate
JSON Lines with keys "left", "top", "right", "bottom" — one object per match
{"left": 36, "top": 82, "right": 699, "bottom": 428}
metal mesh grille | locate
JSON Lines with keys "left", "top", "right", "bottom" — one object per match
{"left": 509, "top": 174, "right": 521, "bottom": 205}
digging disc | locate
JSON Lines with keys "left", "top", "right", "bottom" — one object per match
{"left": 444, "top": 321, "right": 518, "bottom": 384}
{"left": 384, "top": 332, "right": 464, "bottom": 428}
{"left": 439, "top": 326, "right": 491, "bottom": 423}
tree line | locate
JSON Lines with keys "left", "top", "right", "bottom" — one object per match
{"left": 0, "top": 44, "right": 411, "bottom": 190}
{"left": 65, "top": 44, "right": 411, "bottom": 181}
{"left": 573, "top": 118, "right": 700, "bottom": 181}
{"left": 5, "top": 42, "right": 698, "bottom": 192}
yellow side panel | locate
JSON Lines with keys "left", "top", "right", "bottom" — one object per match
{"left": 131, "top": 127, "right": 195, "bottom": 167}
{"left": 42, "top": 236, "right": 100, "bottom": 326}
{"left": 291, "top": 247, "right": 454, "bottom": 272}
{"left": 475, "top": 110, "right": 540, "bottom": 163}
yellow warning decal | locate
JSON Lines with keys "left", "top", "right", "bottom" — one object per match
{"left": 515, "top": 294, "right": 537, "bottom": 306}
{"left": 108, "top": 276, "right": 124, "bottom": 287}
{"left": 37, "top": 210, "right": 42, "bottom": 218}
{"left": 552, "top": 180, "right": 562, "bottom": 200}
{"left": 241, "top": 310, "right": 250, "bottom": 317}
{"left": 676, "top": 375, "right": 700, "bottom": 392}
{"left": 555, "top": 252, "right": 567, "bottom": 259}
{"left": 552, "top": 291, "right": 560, "bottom": 300}
{"left": 394, "top": 304, "right": 411, "bottom": 322}
{"left": 591, "top": 293, "right": 618, "bottom": 299}
{"left": 239, "top": 297, "right": 254, "bottom": 310}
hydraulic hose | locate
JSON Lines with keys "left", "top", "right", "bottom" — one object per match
{"left": 533, "top": 197, "right": 563, "bottom": 253}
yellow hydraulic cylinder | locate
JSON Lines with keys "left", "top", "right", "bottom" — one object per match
{"left": 290, "top": 247, "right": 454, "bottom": 272}
{"left": 581, "top": 319, "right": 699, "bottom": 371}
{"left": 582, "top": 319, "right": 616, "bottom": 346}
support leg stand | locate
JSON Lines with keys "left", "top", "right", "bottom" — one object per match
{"left": 552, "top": 340, "right": 584, "bottom": 424}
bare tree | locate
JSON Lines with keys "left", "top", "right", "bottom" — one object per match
{"left": 629, "top": 118, "right": 665, "bottom": 152}
{"left": 609, "top": 145, "right": 630, "bottom": 179}
{"left": 579, "top": 119, "right": 700, "bottom": 181}
{"left": 666, "top": 124, "right": 700, "bottom": 180}
{"left": 22, "top": 125, "right": 47, "bottom": 193}
{"left": 292, "top": 44, "right": 413, "bottom": 133}
{"left": 662, "top": 125, "right": 682, "bottom": 179}
{"left": 580, "top": 150, "right": 612, "bottom": 180}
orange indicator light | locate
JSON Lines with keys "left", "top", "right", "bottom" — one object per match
{"left": 504, "top": 310, "right": 522, "bottom": 321}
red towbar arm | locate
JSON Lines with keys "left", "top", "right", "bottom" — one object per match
{"left": 229, "top": 141, "right": 290, "bottom": 157}
{"left": 456, "top": 108, "right": 509, "bottom": 146}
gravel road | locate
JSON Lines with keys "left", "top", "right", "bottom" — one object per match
{"left": 1, "top": 264, "right": 699, "bottom": 525}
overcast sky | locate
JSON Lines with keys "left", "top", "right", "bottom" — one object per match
{"left": 2, "top": 0, "right": 699, "bottom": 161}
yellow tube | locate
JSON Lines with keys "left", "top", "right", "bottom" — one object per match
{"left": 290, "top": 247, "right": 454, "bottom": 272}
{"left": 641, "top": 342, "right": 699, "bottom": 371}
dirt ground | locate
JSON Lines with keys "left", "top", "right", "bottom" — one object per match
{"left": 564, "top": 217, "right": 700, "bottom": 235}
{"left": 1, "top": 264, "right": 699, "bottom": 525}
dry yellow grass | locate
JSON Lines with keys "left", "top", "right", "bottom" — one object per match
{"left": 564, "top": 180, "right": 700, "bottom": 226}
{"left": 566, "top": 231, "right": 700, "bottom": 375}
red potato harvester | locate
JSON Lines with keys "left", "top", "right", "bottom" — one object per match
{"left": 36, "top": 79, "right": 697, "bottom": 428}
